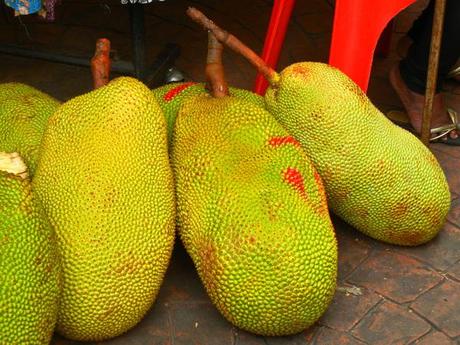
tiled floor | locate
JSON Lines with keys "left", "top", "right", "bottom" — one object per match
{"left": 1, "top": 0, "right": 459, "bottom": 344}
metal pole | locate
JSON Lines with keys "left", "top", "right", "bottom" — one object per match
{"left": 129, "top": 3, "right": 146, "bottom": 80}
{"left": 421, "top": 0, "right": 446, "bottom": 145}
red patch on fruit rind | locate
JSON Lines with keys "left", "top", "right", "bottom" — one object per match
{"left": 163, "top": 82, "right": 197, "bottom": 102}
{"left": 313, "top": 171, "right": 329, "bottom": 216}
{"left": 292, "top": 65, "right": 308, "bottom": 76}
{"left": 269, "top": 136, "right": 300, "bottom": 148}
{"left": 313, "top": 171, "right": 322, "bottom": 186}
{"left": 283, "top": 167, "right": 306, "bottom": 199}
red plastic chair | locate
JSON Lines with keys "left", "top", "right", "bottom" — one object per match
{"left": 329, "top": 0, "right": 416, "bottom": 92}
{"left": 254, "top": 0, "right": 416, "bottom": 95}
{"left": 253, "top": 0, "right": 296, "bottom": 95}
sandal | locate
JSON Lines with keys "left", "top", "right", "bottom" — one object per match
{"left": 447, "top": 65, "right": 460, "bottom": 82}
{"left": 386, "top": 108, "right": 460, "bottom": 146}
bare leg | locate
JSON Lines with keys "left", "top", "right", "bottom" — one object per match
{"left": 390, "top": 64, "right": 458, "bottom": 140}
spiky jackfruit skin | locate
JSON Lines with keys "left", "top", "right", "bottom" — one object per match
{"left": 265, "top": 62, "right": 451, "bottom": 246}
{"left": 0, "top": 83, "right": 59, "bottom": 176}
{"left": 0, "top": 159, "right": 61, "bottom": 345}
{"left": 173, "top": 93, "right": 337, "bottom": 336}
{"left": 152, "top": 82, "right": 264, "bottom": 146}
{"left": 33, "top": 77, "right": 176, "bottom": 341}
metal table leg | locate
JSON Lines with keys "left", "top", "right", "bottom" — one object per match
{"left": 129, "top": 3, "right": 145, "bottom": 80}
{"left": 421, "top": 0, "right": 446, "bottom": 145}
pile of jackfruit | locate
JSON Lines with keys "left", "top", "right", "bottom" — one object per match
{"left": 0, "top": 11, "right": 451, "bottom": 344}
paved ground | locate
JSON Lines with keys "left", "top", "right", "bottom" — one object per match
{"left": 0, "top": 0, "right": 458, "bottom": 344}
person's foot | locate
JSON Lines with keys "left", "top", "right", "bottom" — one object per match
{"left": 389, "top": 64, "right": 459, "bottom": 141}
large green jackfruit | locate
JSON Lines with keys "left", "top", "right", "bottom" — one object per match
{"left": 33, "top": 77, "right": 176, "bottom": 341}
{"left": 0, "top": 83, "right": 59, "bottom": 176}
{"left": 0, "top": 152, "right": 61, "bottom": 345}
{"left": 264, "top": 62, "right": 450, "bottom": 245}
{"left": 173, "top": 93, "right": 337, "bottom": 336}
{"left": 152, "top": 82, "right": 264, "bottom": 146}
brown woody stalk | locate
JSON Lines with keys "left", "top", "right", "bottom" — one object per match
{"left": 206, "top": 32, "right": 229, "bottom": 97}
{"left": 187, "top": 7, "right": 278, "bottom": 86}
{"left": 91, "top": 38, "right": 111, "bottom": 89}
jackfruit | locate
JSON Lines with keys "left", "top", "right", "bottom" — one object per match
{"left": 33, "top": 77, "right": 176, "bottom": 341}
{"left": 0, "top": 83, "right": 59, "bottom": 176}
{"left": 263, "top": 62, "right": 450, "bottom": 246}
{"left": 152, "top": 82, "right": 264, "bottom": 146}
{"left": 173, "top": 93, "right": 337, "bottom": 336}
{"left": 187, "top": 9, "right": 451, "bottom": 246}
{"left": 0, "top": 152, "right": 61, "bottom": 345}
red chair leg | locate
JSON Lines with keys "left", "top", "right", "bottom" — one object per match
{"left": 253, "top": 0, "right": 296, "bottom": 95}
{"left": 329, "top": 0, "right": 416, "bottom": 92}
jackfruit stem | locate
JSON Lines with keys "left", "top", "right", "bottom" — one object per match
{"left": 91, "top": 38, "right": 111, "bottom": 89}
{"left": 187, "top": 7, "right": 280, "bottom": 87}
{"left": 0, "top": 152, "right": 28, "bottom": 179}
{"left": 206, "top": 32, "right": 229, "bottom": 98}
